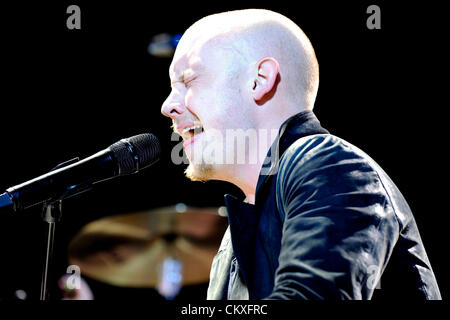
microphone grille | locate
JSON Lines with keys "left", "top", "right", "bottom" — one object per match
{"left": 109, "top": 133, "right": 160, "bottom": 175}
{"left": 128, "top": 133, "right": 161, "bottom": 169}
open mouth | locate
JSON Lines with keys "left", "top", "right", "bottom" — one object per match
{"left": 181, "top": 125, "right": 204, "bottom": 141}
{"left": 180, "top": 124, "right": 205, "bottom": 150}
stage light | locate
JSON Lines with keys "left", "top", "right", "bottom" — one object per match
{"left": 148, "top": 33, "right": 182, "bottom": 58}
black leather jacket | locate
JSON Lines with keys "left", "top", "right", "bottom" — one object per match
{"left": 207, "top": 111, "right": 441, "bottom": 300}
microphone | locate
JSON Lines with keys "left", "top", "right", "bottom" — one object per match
{"left": 0, "top": 133, "right": 160, "bottom": 212}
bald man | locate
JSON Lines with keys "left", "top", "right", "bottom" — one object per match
{"left": 161, "top": 9, "right": 441, "bottom": 300}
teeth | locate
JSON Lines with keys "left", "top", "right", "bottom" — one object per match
{"left": 181, "top": 125, "right": 203, "bottom": 139}
{"left": 182, "top": 125, "right": 202, "bottom": 135}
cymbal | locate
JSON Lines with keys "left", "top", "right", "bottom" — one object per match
{"left": 67, "top": 206, "right": 228, "bottom": 288}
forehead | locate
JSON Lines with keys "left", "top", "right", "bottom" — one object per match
{"left": 169, "top": 34, "right": 230, "bottom": 82}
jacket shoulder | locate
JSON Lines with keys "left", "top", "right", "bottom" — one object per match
{"left": 278, "top": 134, "right": 411, "bottom": 230}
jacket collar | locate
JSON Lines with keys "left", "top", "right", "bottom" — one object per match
{"left": 255, "top": 110, "right": 329, "bottom": 202}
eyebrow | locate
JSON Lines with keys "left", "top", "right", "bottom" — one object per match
{"left": 174, "top": 71, "right": 184, "bottom": 82}
{"left": 169, "top": 68, "right": 185, "bottom": 84}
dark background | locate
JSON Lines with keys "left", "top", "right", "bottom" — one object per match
{"left": 0, "top": 0, "right": 447, "bottom": 301}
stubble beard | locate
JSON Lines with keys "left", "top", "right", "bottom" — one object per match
{"left": 183, "top": 131, "right": 218, "bottom": 182}
{"left": 184, "top": 162, "right": 214, "bottom": 182}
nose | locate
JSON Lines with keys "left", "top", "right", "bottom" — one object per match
{"left": 161, "top": 90, "right": 186, "bottom": 119}
{"left": 161, "top": 102, "right": 185, "bottom": 119}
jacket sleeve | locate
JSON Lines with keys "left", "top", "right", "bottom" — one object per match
{"left": 266, "top": 135, "right": 400, "bottom": 300}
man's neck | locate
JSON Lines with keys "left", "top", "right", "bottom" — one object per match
{"left": 235, "top": 164, "right": 260, "bottom": 204}
{"left": 215, "top": 109, "right": 313, "bottom": 204}
{"left": 213, "top": 162, "right": 261, "bottom": 204}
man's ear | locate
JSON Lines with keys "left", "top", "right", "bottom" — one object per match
{"left": 252, "top": 57, "right": 280, "bottom": 103}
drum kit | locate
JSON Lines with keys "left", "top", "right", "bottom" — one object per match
{"left": 65, "top": 204, "right": 228, "bottom": 299}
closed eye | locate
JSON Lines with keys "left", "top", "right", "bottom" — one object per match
{"left": 184, "top": 77, "right": 197, "bottom": 88}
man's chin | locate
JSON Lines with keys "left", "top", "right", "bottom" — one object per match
{"left": 184, "top": 163, "right": 214, "bottom": 182}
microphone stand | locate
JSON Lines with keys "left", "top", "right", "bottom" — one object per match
{"left": 40, "top": 200, "right": 62, "bottom": 300}
{"left": 38, "top": 157, "right": 86, "bottom": 301}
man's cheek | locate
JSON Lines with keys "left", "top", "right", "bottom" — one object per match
{"left": 184, "top": 92, "right": 193, "bottom": 108}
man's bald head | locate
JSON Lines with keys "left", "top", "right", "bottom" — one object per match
{"left": 162, "top": 9, "right": 320, "bottom": 186}
{"left": 176, "top": 9, "right": 319, "bottom": 110}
